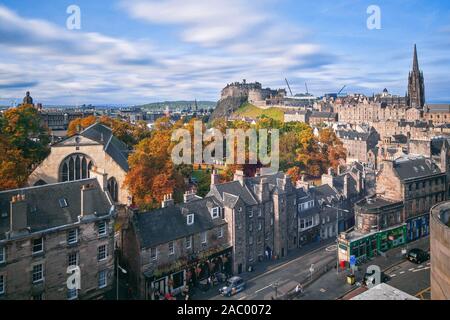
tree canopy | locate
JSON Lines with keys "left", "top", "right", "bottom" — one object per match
{"left": 0, "top": 104, "right": 50, "bottom": 190}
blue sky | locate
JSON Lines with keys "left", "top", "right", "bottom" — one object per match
{"left": 0, "top": 0, "right": 449, "bottom": 105}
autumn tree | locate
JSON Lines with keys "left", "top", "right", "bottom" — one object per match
{"left": 67, "top": 115, "right": 97, "bottom": 136}
{"left": 0, "top": 134, "right": 29, "bottom": 190}
{"left": 124, "top": 117, "right": 186, "bottom": 210}
{"left": 0, "top": 104, "right": 50, "bottom": 190}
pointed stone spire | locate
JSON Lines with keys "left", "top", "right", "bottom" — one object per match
{"left": 413, "top": 44, "right": 419, "bottom": 71}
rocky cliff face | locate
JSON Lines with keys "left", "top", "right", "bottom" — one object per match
{"left": 209, "top": 96, "right": 247, "bottom": 122}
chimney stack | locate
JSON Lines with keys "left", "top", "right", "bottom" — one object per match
{"left": 211, "top": 169, "right": 220, "bottom": 188}
{"left": 81, "top": 184, "right": 97, "bottom": 217}
{"left": 233, "top": 170, "right": 245, "bottom": 186}
{"left": 184, "top": 190, "right": 197, "bottom": 203}
{"left": 10, "top": 194, "right": 28, "bottom": 233}
{"left": 162, "top": 193, "right": 174, "bottom": 208}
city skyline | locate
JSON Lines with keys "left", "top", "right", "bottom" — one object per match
{"left": 0, "top": 0, "right": 450, "bottom": 105}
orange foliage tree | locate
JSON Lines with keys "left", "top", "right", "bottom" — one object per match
{"left": 124, "top": 117, "right": 186, "bottom": 210}
{"left": 0, "top": 104, "right": 50, "bottom": 190}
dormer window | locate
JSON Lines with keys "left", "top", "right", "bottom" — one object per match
{"left": 59, "top": 198, "right": 68, "bottom": 208}
{"left": 187, "top": 214, "right": 194, "bottom": 225}
{"left": 211, "top": 207, "right": 220, "bottom": 219}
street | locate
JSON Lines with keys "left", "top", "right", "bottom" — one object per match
{"left": 297, "top": 236, "right": 430, "bottom": 300}
{"left": 192, "top": 240, "right": 337, "bottom": 300}
{"left": 384, "top": 259, "right": 431, "bottom": 299}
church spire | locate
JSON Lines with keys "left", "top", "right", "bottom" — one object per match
{"left": 413, "top": 44, "right": 419, "bottom": 71}
{"left": 407, "top": 44, "right": 425, "bottom": 108}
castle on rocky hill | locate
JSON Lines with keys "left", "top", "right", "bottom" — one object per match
{"left": 220, "top": 79, "right": 287, "bottom": 109}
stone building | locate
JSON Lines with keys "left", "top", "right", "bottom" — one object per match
{"left": 120, "top": 194, "right": 230, "bottom": 300}
{"left": 309, "top": 111, "right": 337, "bottom": 126}
{"left": 423, "top": 104, "right": 450, "bottom": 125}
{"left": 377, "top": 155, "right": 448, "bottom": 241}
{"left": 284, "top": 110, "right": 311, "bottom": 123}
{"left": 336, "top": 127, "right": 379, "bottom": 166}
{"left": 208, "top": 170, "right": 297, "bottom": 274}
{"left": 0, "top": 178, "right": 115, "bottom": 300}
{"left": 430, "top": 201, "right": 450, "bottom": 300}
{"left": 354, "top": 197, "right": 404, "bottom": 233}
{"left": 28, "top": 123, "right": 130, "bottom": 204}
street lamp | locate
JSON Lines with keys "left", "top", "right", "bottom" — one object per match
{"left": 116, "top": 263, "right": 127, "bottom": 300}
{"left": 325, "top": 204, "right": 350, "bottom": 275}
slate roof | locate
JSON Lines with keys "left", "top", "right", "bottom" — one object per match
{"left": 209, "top": 180, "right": 257, "bottom": 206}
{"left": 133, "top": 196, "right": 226, "bottom": 249}
{"left": 393, "top": 156, "right": 442, "bottom": 181}
{"left": 0, "top": 179, "right": 111, "bottom": 241}
{"left": 355, "top": 197, "right": 403, "bottom": 214}
{"left": 336, "top": 130, "right": 370, "bottom": 141}
{"left": 312, "top": 184, "right": 340, "bottom": 205}
{"left": 310, "top": 111, "right": 336, "bottom": 118}
{"left": 80, "top": 123, "right": 130, "bottom": 171}
{"left": 427, "top": 104, "right": 450, "bottom": 113}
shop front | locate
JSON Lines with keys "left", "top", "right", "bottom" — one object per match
{"left": 406, "top": 214, "right": 429, "bottom": 242}
{"left": 145, "top": 246, "right": 233, "bottom": 300}
{"left": 298, "top": 225, "right": 320, "bottom": 247}
{"left": 377, "top": 224, "right": 407, "bottom": 253}
{"left": 338, "top": 223, "right": 407, "bottom": 266}
{"left": 348, "top": 233, "right": 378, "bottom": 264}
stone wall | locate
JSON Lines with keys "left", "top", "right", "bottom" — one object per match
{"left": 0, "top": 218, "right": 114, "bottom": 300}
{"left": 27, "top": 142, "right": 129, "bottom": 204}
{"left": 430, "top": 202, "right": 450, "bottom": 300}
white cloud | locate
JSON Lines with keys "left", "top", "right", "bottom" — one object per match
{"left": 0, "top": 3, "right": 335, "bottom": 104}
{"left": 120, "top": 0, "right": 268, "bottom": 46}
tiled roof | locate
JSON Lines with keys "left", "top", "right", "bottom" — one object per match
{"left": 0, "top": 179, "right": 111, "bottom": 241}
{"left": 133, "top": 196, "right": 225, "bottom": 248}
{"left": 81, "top": 123, "right": 130, "bottom": 171}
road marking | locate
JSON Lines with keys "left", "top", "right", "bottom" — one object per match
{"left": 412, "top": 266, "right": 430, "bottom": 273}
{"left": 254, "top": 284, "right": 273, "bottom": 294}
{"left": 408, "top": 268, "right": 415, "bottom": 271}
{"left": 399, "top": 271, "right": 405, "bottom": 274}
{"left": 249, "top": 242, "right": 334, "bottom": 282}
{"left": 426, "top": 262, "right": 430, "bottom": 266}
{"left": 418, "top": 265, "right": 423, "bottom": 268}
{"left": 415, "top": 287, "right": 431, "bottom": 300}
{"left": 325, "top": 245, "right": 337, "bottom": 252}
{"left": 238, "top": 295, "right": 247, "bottom": 300}
{"left": 319, "top": 288, "right": 326, "bottom": 293}
{"left": 390, "top": 274, "right": 396, "bottom": 277}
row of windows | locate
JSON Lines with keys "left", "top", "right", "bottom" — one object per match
{"left": 150, "top": 228, "right": 224, "bottom": 261}
{"left": 298, "top": 200, "right": 314, "bottom": 212}
{"left": 407, "top": 178, "right": 444, "bottom": 191}
{"left": 187, "top": 207, "right": 221, "bottom": 226}
{"left": 0, "top": 270, "right": 108, "bottom": 299}
{"left": 0, "top": 222, "right": 107, "bottom": 264}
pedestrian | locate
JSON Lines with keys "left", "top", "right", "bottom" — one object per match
{"left": 265, "top": 250, "right": 269, "bottom": 260}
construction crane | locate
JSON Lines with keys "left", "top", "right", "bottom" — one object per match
{"left": 305, "top": 82, "right": 309, "bottom": 95}
{"left": 337, "top": 85, "right": 347, "bottom": 95}
{"left": 285, "top": 78, "right": 293, "bottom": 97}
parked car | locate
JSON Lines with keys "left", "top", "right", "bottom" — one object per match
{"left": 219, "top": 276, "right": 246, "bottom": 297}
{"left": 407, "top": 248, "right": 430, "bottom": 264}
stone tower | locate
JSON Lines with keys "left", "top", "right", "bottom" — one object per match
{"left": 407, "top": 44, "right": 425, "bottom": 108}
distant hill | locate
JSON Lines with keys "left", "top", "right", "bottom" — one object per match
{"left": 137, "top": 101, "right": 216, "bottom": 110}
{"left": 234, "top": 103, "right": 286, "bottom": 122}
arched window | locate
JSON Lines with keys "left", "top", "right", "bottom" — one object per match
{"left": 60, "top": 154, "right": 94, "bottom": 182}
{"left": 107, "top": 177, "right": 119, "bottom": 202}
